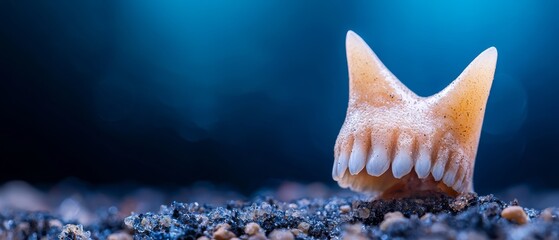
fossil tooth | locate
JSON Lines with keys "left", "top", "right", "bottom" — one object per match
{"left": 414, "top": 146, "right": 432, "bottom": 179}
{"left": 333, "top": 30, "right": 497, "bottom": 197}
{"left": 348, "top": 140, "right": 368, "bottom": 175}
{"left": 366, "top": 144, "right": 390, "bottom": 176}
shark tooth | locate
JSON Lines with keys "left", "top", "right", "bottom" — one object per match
{"left": 333, "top": 31, "right": 497, "bottom": 198}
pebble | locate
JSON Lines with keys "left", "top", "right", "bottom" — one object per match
{"left": 540, "top": 208, "right": 555, "bottom": 222}
{"left": 268, "top": 229, "right": 294, "bottom": 240}
{"left": 340, "top": 205, "right": 351, "bottom": 214}
{"left": 501, "top": 206, "right": 529, "bottom": 225}
{"left": 244, "top": 222, "right": 261, "bottom": 235}
{"left": 342, "top": 223, "right": 367, "bottom": 240}
{"left": 248, "top": 233, "right": 268, "bottom": 240}
{"left": 58, "top": 224, "right": 91, "bottom": 240}
{"left": 357, "top": 208, "right": 370, "bottom": 219}
{"left": 297, "top": 222, "right": 310, "bottom": 233}
{"left": 213, "top": 223, "right": 236, "bottom": 240}
{"left": 107, "top": 232, "right": 133, "bottom": 240}
{"left": 379, "top": 211, "right": 407, "bottom": 231}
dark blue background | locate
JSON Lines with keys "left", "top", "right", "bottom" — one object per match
{"left": 1, "top": 1, "right": 557, "bottom": 194}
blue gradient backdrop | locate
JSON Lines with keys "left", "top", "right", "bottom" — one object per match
{"left": 1, "top": 1, "right": 558, "bottom": 194}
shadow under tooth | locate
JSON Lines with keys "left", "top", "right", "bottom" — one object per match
{"left": 348, "top": 140, "right": 367, "bottom": 175}
{"left": 414, "top": 146, "right": 431, "bottom": 178}
{"left": 366, "top": 144, "right": 389, "bottom": 176}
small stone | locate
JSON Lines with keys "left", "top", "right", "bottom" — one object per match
{"left": 58, "top": 224, "right": 91, "bottom": 240}
{"left": 297, "top": 222, "right": 310, "bottom": 233}
{"left": 344, "top": 223, "right": 363, "bottom": 234}
{"left": 501, "top": 206, "right": 529, "bottom": 225}
{"left": 379, "top": 211, "right": 408, "bottom": 231}
{"left": 357, "top": 208, "right": 370, "bottom": 219}
{"left": 213, "top": 223, "right": 236, "bottom": 240}
{"left": 248, "top": 232, "right": 268, "bottom": 240}
{"left": 340, "top": 205, "right": 351, "bottom": 214}
{"left": 244, "top": 222, "right": 261, "bottom": 235}
{"left": 430, "top": 222, "right": 450, "bottom": 234}
{"left": 248, "top": 233, "right": 267, "bottom": 240}
{"left": 48, "top": 219, "right": 63, "bottom": 229}
{"left": 268, "top": 229, "right": 294, "bottom": 240}
{"left": 540, "top": 208, "right": 555, "bottom": 222}
{"left": 290, "top": 229, "right": 302, "bottom": 236}
{"left": 159, "top": 216, "right": 172, "bottom": 228}
{"left": 107, "top": 232, "right": 133, "bottom": 240}
{"left": 457, "top": 231, "right": 487, "bottom": 240}
{"left": 420, "top": 213, "right": 434, "bottom": 221}
{"left": 342, "top": 223, "right": 367, "bottom": 240}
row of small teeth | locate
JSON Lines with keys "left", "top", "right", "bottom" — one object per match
{"left": 333, "top": 136, "right": 468, "bottom": 192}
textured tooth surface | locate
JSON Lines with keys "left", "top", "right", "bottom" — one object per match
{"left": 443, "top": 161, "right": 458, "bottom": 187}
{"left": 332, "top": 157, "right": 338, "bottom": 179}
{"left": 414, "top": 147, "right": 431, "bottom": 178}
{"left": 453, "top": 174, "right": 464, "bottom": 191}
{"left": 392, "top": 133, "right": 414, "bottom": 179}
{"left": 432, "top": 148, "right": 449, "bottom": 181}
{"left": 392, "top": 151, "right": 413, "bottom": 179}
{"left": 366, "top": 144, "right": 389, "bottom": 176}
{"left": 348, "top": 141, "right": 367, "bottom": 175}
{"left": 336, "top": 151, "right": 349, "bottom": 180}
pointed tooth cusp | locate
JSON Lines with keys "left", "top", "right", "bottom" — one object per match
{"left": 335, "top": 151, "right": 349, "bottom": 180}
{"left": 348, "top": 140, "right": 368, "bottom": 175}
{"left": 414, "top": 146, "right": 432, "bottom": 179}
{"left": 392, "top": 133, "right": 414, "bottom": 179}
{"left": 366, "top": 144, "right": 390, "bottom": 176}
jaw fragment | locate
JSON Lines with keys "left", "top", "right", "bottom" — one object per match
{"left": 333, "top": 31, "right": 497, "bottom": 198}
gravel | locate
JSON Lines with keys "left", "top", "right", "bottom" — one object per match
{"left": 1, "top": 183, "right": 559, "bottom": 239}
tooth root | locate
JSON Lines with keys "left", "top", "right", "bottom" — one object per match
{"left": 443, "top": 160, "right": 459, "bottom": 187}
{"left": 432, "top": 148, "right": 449, "bottom": 181}
{"left": 414, "top": 146, "right": 431, "bottom": 179}
{"left": 348, "top": 140, "right": 367, "bottom": 175}
{"left": 336, "top": 151, "right": 350, "bottom": 180}
{"left": 366, "top": 144, "right": 390, "bottom": 176}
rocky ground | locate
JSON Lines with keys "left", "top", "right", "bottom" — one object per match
{"left": 0, "top": 181, "right": 558, "bottom": 239}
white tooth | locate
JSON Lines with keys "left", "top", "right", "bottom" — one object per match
{"left": 443, "top": 161, "right": 458, "bottom": 187}
{"left": 336, "top": 151, "right": 349, "bottom": 179}
{"left": 414, "top": 147, "right": 431, "bottom": 179}
{"left": 392, "top": 133, "right": 414, "bottom": 179}
{"left": 431, "top": 148, "right": 449, "bottom": 181}
{"left": 348, "top": 141, "right": 367, "bottom": 175}
{"left": 453, "top": 175, "right": 464, "bottom": 192}
{"left": 392, "top": 151, "right": 413, "bottom": 179}
{"left": 332, "top": 157, "right": 338, "bottom": 180}
{"left": 366, "top": 144, "right": 389, "bottom": 176}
